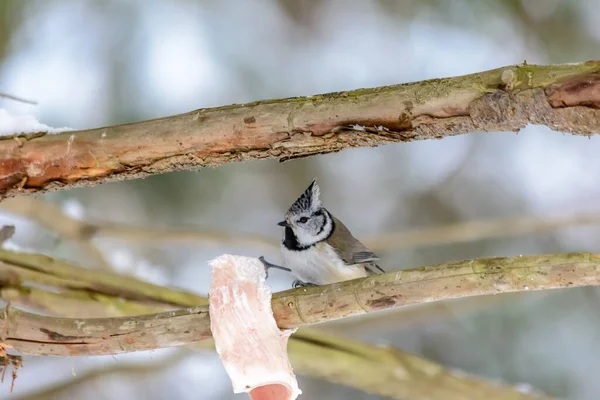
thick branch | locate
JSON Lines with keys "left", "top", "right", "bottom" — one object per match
{"left": 1, "top": 252, "right": 597, "bottom": 357}
{"left": 0, "top": 62, "right": 599, "bottom": 198}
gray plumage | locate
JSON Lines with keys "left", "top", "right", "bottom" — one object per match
{"left": 278, "top": 179, "right": 384, "bottom": 286}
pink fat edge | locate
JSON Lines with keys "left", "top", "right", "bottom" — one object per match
{"left": 208, "top": 255, "right": 301, "bottom": 400}
{"left": 250, "top": 384, "right": 292, "bottom": 400}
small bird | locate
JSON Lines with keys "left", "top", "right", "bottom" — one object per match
{"left": 262, "top": 179, "right": 384, "bottom": 287}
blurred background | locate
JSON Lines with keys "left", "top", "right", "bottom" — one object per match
{"left": 1, "top": 0, "right": 600, "bottom": 399}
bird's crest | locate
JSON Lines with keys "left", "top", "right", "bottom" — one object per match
{"left": 289, "top": 179, "right": 321, "bottom": 214}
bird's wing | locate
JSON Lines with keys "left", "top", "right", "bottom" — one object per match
{"left": 327, "top": 216, "right": 380, "bottom": 266}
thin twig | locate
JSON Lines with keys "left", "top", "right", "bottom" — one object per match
{"left": 0, "top": 62, "right": 598, "bottom": 198}
{"left": 0, "top": 93, "right": 37, "bottom": 105}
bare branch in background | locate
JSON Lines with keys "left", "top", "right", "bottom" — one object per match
{"left": 0, "top": 199, "right": 117, "bottom": 270}
{"left": 366, "top": 212, "right": 600, "bottom": 251}
{"left": 0, "top": 248, "right": 206, "bottom": 307}
{"left": 12, "top": 350, "right": 188, "bottom": 400}
{"left": 289, "top": 329, "right": 549, "bottom": 400}
{"left": 0, "top": 93, "right": 37, "bottom": 105}
{"left": 0, "top": 249, "right": 552, "bottom": 400}
{"left": 0, "top": 62, "right": 598, "bottom": 199}
{"left": 0, "top": 197, "right": 278, "bottom": 254}
{"left": 3, "top": 197, "right": 600, "bottom": 256}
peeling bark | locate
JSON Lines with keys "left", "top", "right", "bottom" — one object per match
{"left": 0, "top": 62, "right": 599, "bottom": 198}
{"left": 1, "top": 307, "right": 210, "bottom": 356}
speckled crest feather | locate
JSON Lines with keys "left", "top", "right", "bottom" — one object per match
{"left": 288, "top": 179, "right": 320, "bottom": 214}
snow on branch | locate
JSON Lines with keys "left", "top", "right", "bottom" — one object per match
{"left": 0, "top": 108, "right": 71, "bottom": 136}
{"left": 0, "top": 61, "right": 598, "bottom": 199}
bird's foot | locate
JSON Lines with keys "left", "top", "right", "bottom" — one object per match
{"left": 258, "top": 256, "right": 291, "bottom": 279}
{"left": 292, "top": 279, "right": 317, "bottom": 288}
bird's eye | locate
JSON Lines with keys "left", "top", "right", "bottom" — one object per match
{"left": 298, "top": 217, "right": 309, "bottom": 224}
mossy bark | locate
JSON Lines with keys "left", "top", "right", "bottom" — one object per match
{"left": 0, "top": 61, "right": 598, "bottom": 199}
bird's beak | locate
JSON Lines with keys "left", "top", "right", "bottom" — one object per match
{"left": 277, "top": 220, "right": 289, "bottom": 227}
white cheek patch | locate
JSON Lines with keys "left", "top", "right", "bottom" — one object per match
{"left": 293, "top": 228, "right": 315, "bottom": 247}
{"left": 293, "top": 216, "right": 331, "bottom": 247}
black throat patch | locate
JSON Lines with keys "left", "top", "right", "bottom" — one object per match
{"left": 282, "top": 226, "right": 311, "bottom": 251}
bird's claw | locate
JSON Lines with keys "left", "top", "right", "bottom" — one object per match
{"left": 292, "top": 280, "right": 305, "bottom": 288}
{"left": 292, "top": 280, "right": 317, "bottom": 288}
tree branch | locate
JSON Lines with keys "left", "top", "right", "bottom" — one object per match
{"left": 1, "top": 252, "right": 597, "bottom": 358}
{"left": 0, "top": 62, "right": 598, "bottom": 198}
{"left": 0, "top": 267, "right": 549, "bottom": 400}
{"left": 0, "top": 93, "right": 37, "bottom": 105}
